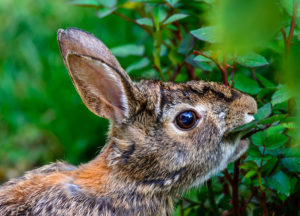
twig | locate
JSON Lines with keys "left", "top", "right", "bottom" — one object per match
{"left": 171, "top": 64, "right": 183, "bottom": 81}
{"left": 281, "top": 27, "right": 288, "bottom": 50}
{"left": 173, "top": 21, "right": 182, "bottom": 42}
{"left": 240, "top": 188, "right": 258, "bottom": 214}
{"left": 182, "top": 198, "right": 202, "bottom": 206}
{"left": 230, "top": 65, "right": 236, "bottom": 84}
{"left": 220, "top": 66, "right": 229, "bottom": 86}
{"left": 180, "top": 200, "right": 185, "bottom": 216}
{"left": 219, "top": 177, "right": 230, "bottom": 196}
{"left": 185, "top": 63, "right": 196, "bottom": 80}
{"left": 259, "top": 191, "right": 268, "bottom": 216}
{"left": 112, "top": 11, "right": 152, "bottom": 35}
{"left": 252, "top": 68, "right": 257, "bottom": 81}
{"left": 223, "top": 169, "right": 234, "bottom": 186}
{"left": 153, "top": 65, "right": 166, "bottom": 81}
{"left": 193, "top": 50, "right": 229, "bottom": 86}
{"left": 207, "top": 180, "right": 219, "bottom": 215}
{"left": 286, "top": 0, "right": 299, "bottom": 53}
{"left": 242, "top": 124, "right": 272, "bottom": 139}
{"left": 268, "top": 157, "right": 281, "bottom": 177}
{"left": 232, "top": 160, "right": 241, "bottom": 216}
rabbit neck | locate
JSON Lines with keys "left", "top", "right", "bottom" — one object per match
{"left": 74, "top": 142, "right": 176, "bottom": 215}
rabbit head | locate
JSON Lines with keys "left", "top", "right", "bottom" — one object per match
{"left": 58, "top": 28, "right": 257, "bottom": 194}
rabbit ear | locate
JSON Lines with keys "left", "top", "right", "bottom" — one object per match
{"left": 57, "top": 28, "right": 135, "bottom": 122}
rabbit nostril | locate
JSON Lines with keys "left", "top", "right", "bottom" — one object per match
{"left": 247, "top": 112, "right": 255, "bottom": 115}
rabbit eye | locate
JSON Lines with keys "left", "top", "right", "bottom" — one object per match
{"left": 175, "top": 110, "right": 199, "bottom": 130}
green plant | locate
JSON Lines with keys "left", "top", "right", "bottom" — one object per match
{"left": 68, "top": 0, "right": 299, "bottom": 215}
{"left": 0, "top": 0, "right": 299, "bottom": 215}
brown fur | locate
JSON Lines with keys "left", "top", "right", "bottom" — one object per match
{"left": 0, "top": 28, "right": 257, "bottom": 216}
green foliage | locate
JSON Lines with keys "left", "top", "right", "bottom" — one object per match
{"left": 0, "top": 0, "right": 299, "bottom": 215}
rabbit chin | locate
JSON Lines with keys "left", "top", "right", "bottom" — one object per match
{"left": 190, "top": 134, "right": 248, "bottom": 189}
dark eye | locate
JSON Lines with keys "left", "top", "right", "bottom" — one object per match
{"left": 175, "top": 110, "right": 199, "bottom": 130}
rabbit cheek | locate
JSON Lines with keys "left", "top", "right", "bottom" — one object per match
{"left": 192, "top": 120, "right": 221, "bottom": 152}
{"left": 225, "top": 110, "right": 246, "bottom": 132}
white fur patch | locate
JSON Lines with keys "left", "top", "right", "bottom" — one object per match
{"left": 244, "top": 113, "right": 254, "bottom": 124}
{"left": 190, "top": 136, "right": 242, "bottom": 188}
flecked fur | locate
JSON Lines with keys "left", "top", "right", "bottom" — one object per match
{"left": 0, "top": 28, "right": 257, "bottom": 216}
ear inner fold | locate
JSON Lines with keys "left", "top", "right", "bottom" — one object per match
{"left": 66, "top": 53, "right": 129, "bottom": 122}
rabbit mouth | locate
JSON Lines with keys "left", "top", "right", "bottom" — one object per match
{"left": 222, "top": 131, "right": 249, "bottom": 162}
{"left": 230, "top": 138, "right": 249, "bottom": 161}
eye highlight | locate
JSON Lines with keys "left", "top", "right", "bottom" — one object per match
{"left": 175, "top": 110, "right": 199, "bottom": 130}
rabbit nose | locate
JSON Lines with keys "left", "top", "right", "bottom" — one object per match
{"left": 243, "top": 95, "right": 257, "bottom": 124}
{"left": 245, "top": 95, "right": 257, "bottom": 115}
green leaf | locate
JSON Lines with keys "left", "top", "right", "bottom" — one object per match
{"left": 111, "top": 44, "right": 145, "bottom": 57}
{"left": 202, "top": 0, "right": 216, "bottom": 3}
{"left": 257, "top": 88, "right": 277, "bottom": 99}
{"left": 136, "top": 18, "right": 153, "bottom": 26}
{"left": 265, "top": 134, "right": 288, "bottom": 150}
{"left": 262, "top": 158, "right": 278, "bottom": 175}
{"left": 233, "top": 73, "right": 262, "bottom": 95}
{"left": 272, "top": 85, "right": 292, "bottom": 105}
{"left": 267, "top": 125, "right": 285, "bottom": 135}
{"left": 153, "top": 5, "right": 167, "bottom": 29}
{"left": 280, "top": 0, "right": 300, "bottom": 17}
{"left": 245, "top": 170, "right": 257, "bottom": 178}
{"left": 267, "top": 171, "right": 291, "bottom": 196}
{"left": 231, "top": 121, "right": 256, "bottom": 133}
{"left": 251, "top": 131, "right": 266, "bottom": 146}
{"left": 258, "top": 114, "right": 287, "bottom": 125}
{"left": 281, "top": 122, "right": 296, "bottom": 129}
{"left": 241, "top": 161, "right": 258, "bottom": 170}
{"left": 190, "top": 26, "right": 219, "bottom": 43}
{"left": 68, "top": 0, "right": 100, "bottom": 7}
{"left": 126, "top": 58, "right": 150, "bottom": 73}
{"left": 129, "top": 0, "right": 164, "bottom": 2}
{"left": 101, "top": 0, "right": 117, "bottom": 8}
{"left": 282, "top": 148, "right": 300, "bottom": 172}
{"left": 256, "top": 74, "right": 276, "bottom": 88}
{"left": 166, "top": 0, "right": 179, "bottom": 6}
{"left": 178, "top": 35, "right": 194, "bottom": 55}
{"left": 97, "top": 7, "right": 116, "bottom": 18}
{"left": 164, "top": 14, "right": 188, "bottom": 25}
{"left": 255, "top": 103, "right": 272, "bottom": 120}
{"left": 248, "top": 145, "right": 262, "bottom": 158}
{"left": 193, "top": 55, "right": 212, "bottom": 63}
{"left": 236, "top": 52, "right": 269, "bottom": 68}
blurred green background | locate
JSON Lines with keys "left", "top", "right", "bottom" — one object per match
{"left": 0, "top": 0, "right": 122, "bottom": 179}
{"left": 0, "top": 0, "right": 299, "bottom": 215}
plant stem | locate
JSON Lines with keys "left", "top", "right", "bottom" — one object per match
{"left": 193, "top": 50, "right": 229, "bottom": 86}
{"left": 281, "top": 27, "right": 288, "bottom": 50}
{"left": 207, "top": 180, "right": 219, "bottom": 216}
{"left": 259, "top": 191, "right": 268, "bottom": 216}
{"left": 268, "top": 157, "right": 281, "bottom": 177}
{"left": 240, "top": 188, "right": 258, "bottom": 214}
{"left": 153, "top": 64, "right": 166, "bottom": 81}
{"left": 182, "top": 198, "right": 202, "bottom": 206}
{"left": 185, "top": 63, "right": 196, "bottom": 80}
{"left": 286, "top": 0, "right": 299, "bottom": 53}
{"left": 232, "top": 160, "right": 241, "bottom": 216}
{"left": 252, "top": 68, "right": 257, "bottom": 81}
{"left": 230, "top": 65, "right": 236, "bottom": 84}
{"left": 220, "top": 66, "right": 229, "bottom": 86}
{"left": 180, "top": 200, "right": 185, "bottom": 216}
{"left": 223, "top": 169, "right": 234, "bottom": 186}
{"left": 171, "top": 64, "right": 183, "bottom": 81}
{"left": 112, "top": 11, "right": 152, "bottom": 35}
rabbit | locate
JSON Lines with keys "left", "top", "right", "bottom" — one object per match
{"left": 0, "top": 28, "right": 257, "bottom": 216}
